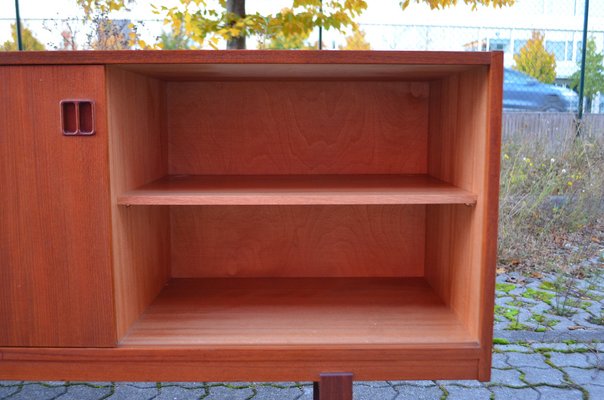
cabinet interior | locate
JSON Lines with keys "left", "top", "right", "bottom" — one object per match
{"left": 106, "top": 64, "right": 489, "bottom": 348}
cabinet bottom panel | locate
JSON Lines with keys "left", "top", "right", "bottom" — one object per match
{"left": 0, "top": 347, "right": 483, "bottom": 381}
{"left": 120, "top": 278, "right": 475, "bottom": 346}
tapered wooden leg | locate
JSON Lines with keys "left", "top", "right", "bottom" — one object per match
{"left": 314, "top": 372, "right": 353, "bottom": 400}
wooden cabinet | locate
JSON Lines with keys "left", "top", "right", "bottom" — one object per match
{"left": 0, "top": 51, "right": 502, "bottom": 385}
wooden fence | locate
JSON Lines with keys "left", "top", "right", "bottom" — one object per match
{"left": 502, "top": 112, "right": 604, "bottom": 150}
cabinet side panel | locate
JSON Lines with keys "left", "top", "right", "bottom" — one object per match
{"left": 106, "top": 67, "right": 170, "bottom": 338}
{"left": 478, "top": 53, "right": 503, "bottom": 381}
{"left": 426, "top": 68, "right": 491, "bottom": 343}
{"left": 167, "top": 81, "right": 429, "bottom": 175}
{"left": 0, "top": 66, "right": 116, "bottom": 346}
{"left": 171, "top": 205, "right": 425, "bottom": 278}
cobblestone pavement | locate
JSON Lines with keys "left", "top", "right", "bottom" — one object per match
{"left": 2, "top": 270, "right": 603, "bottom": 399}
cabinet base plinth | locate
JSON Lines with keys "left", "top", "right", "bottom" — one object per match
{"left": 314, "top": 373, "right": 353, "bottom": 400}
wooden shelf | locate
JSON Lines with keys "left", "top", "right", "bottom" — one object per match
{"left": 117, "top": 174, "right": 477, "bottom": 206}
{"left": 120, "top": 278, "right": 475, "bottom": 347}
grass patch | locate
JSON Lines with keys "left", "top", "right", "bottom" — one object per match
{"left": 493, "top": 338, "right": 510, "bottom": 345}
{"left": 496, "top": 283, "right": 516, "bottom": 294}
{"left": 522, "top": 288, "right": 554, "bottom": 304}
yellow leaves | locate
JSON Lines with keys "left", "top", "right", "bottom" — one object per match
{"left": 513, "top": 31, "right": 557, "bottom": 84}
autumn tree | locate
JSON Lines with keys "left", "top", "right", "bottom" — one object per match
{"left": 570, "top": 38, "right": 604, "bottom": 113}
{"left": 75, "top": 0, "right": 140, "bottom": 49}
{"left": 1, "top": 24, "right": 45, "bottom": 51}
{"left": 162, "top": 0, "right": 514, "bottom": 49}
{"left": 513, "top": 31, "right": 556, "bottom": 84}
{"left": 87, "top": 0, "right": 514, "bottom": 50}
{"left": 339, "top": 29, "right": 370, "bottom": 50}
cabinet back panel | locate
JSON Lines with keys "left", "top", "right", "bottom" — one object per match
{"left": 167, "top": 81, "right": 429, "bottom": 175}
{"left": 171, "top": 205, "right": 425, "bottom": 277}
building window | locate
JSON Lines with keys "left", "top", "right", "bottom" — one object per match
{"left": 576, "top": 41, "right": 583, "bottom": 62}
{"left": 546, "top": 41, "right": 565, "bottom": 61}
{"left": 566, "top": 41, "right": 574, "bottom": 61}
{"left": 489, "top": 39, "right": 510, "bottom": 52}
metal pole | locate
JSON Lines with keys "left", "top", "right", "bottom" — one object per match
{"left": 14, "top": 0, "right": 23, "bottom": 50}
{"left": 318, "top": 0, "right": 323, "bottom": 50}
{"left": 577, "top": 0, "right": 589, "bottom": 119}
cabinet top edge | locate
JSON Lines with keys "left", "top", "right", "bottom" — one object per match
{"left": 0, "top": 50, "right": 499, "bottom": 66}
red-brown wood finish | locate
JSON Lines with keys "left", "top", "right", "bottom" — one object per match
{"left": 0, "top": 66, "right": 116, "bottom": 347}
{"left": 118, "top": 174, "right": 477, "bottom": 206}
{"left": 170, "top": 206, "right": 426, "bottom": 278}
{"left": 167, "top": 81, "right": 429, "bottom": 175}
{"left": 319, "top": 373, "right": 353, "bottom": 400}
{"left": 0, "top": 51, "right": 502, "bottom": 383}
{"left": 0, "top": 50, "right": 494, "bottom": 66}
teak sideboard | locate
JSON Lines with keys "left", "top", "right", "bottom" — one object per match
{"left": 0, "top": 51, "right": 503, "bottom": 392}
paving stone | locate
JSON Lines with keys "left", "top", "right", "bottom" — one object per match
{"left": 492, "top": 353, "right": 509, "bottom": 369}
{"left": 548, "top": 352, "right": 591, "bottom": 367}
{"left": 0, "top": 381, "right": 22, "bottom": 387}
{"left": 265, "top": 382, "right": 302, "bottom": 388}
{"left": 57, "top": 384, "right": 113, "bottom": 399}
{"left": 126, "top": 382, "right": 161, "bottom": 389}
{"left": 489, "top": 369, "right": 524, "bottom": 386}
{"left": 39, "top": 381, "right": 68, "bottom": 387}
{"left": 356, "top": 381, "right": 391, "bottom": 388}
{"left": 495, "top": 344, "right": 531, "bottom": 353}
{"left": 564, "top": 367, "right": 604, "bottom": 386}
{"left": 205, "top": 385, "right": 254, "bottom": 400}
{"left": 354, "top": 384, "right": 397, "bottom": 400}
{"left": 490, "top": 386, "right": 539, "bottom": 400}
{"left": 495, "top": 296, "right": 514, "bottom": 305}
{"left": 9, "top": 383, "right": 67, "bottom": 400}
{"left": 435, "top": 379, "right": 483, "bottom": 388}
{"left": 297, "top": 385, "right": 314, "bottom": 400}
{"left": 505, "top": 352, "right": 547, "bottom": 368}
{"left": 520, "top": 366, "right": 565, "bottom": 385}
{"left": 508, "top": 288, "right": 526, "bottom": 296}
{"left": 528, "top": 302, "right": 551, "bottom": 314}
{"left": 585, "top": 353, "right": 604, "bottom": 369}
{"left": 444, "top": 385, "right": 491, "bottom": 400}
{"left": 393, "top": 384, "right": 442, "bottom": 400}
{"left": 69, "top": 381, "right": 113, "bottom": 387}
{"left": 585, "top": 384, "right": 604, "bottom": 400}
{"left": 255, "top": 386, "right": 302, "bottom": 400}
{"left": 391, "top": 380, "right": 435, "bottom": 387}
{"left": 531, "top": 343, "right": 570, "bottom": 352}
{"left": 0, "top": 386, "right": 22, "bottom": 399}
{"left": 110, "top": 383, "right": 159, "bottom": 400}
{"left": 534, "top": 386, "right": 583, "bottom": 400}
{"left": 160, "top": 382, "right": 205, "bottom": 389}
{"left": 156, "top": 386, "right": 206, "bottom": 400}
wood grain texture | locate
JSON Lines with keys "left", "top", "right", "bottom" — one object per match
{"left": 170, "top": 205, "right": 425, "bottom": 278}
{"left": 167, "top": 81, "right": 429, "bottom": 175}
{"left": 319, "top": 373, "right": 353, "bottom": 400}
{"left": 478, "top": 52, "right": 503, "bottom": 381}
{"left": 118, "top": 174, "right": 477, "bottom": 206}
{"left": 425, "top": 63, "right": 501, "bottom": 382}
{"left": 120, "top": 278, "right": 473, "bottom": 346}
{"left": 0, "top": 50, "right": 495, "bottom": 66}
{"left": 0, "top": 345, "right": 479, "bottom": 381}
{"left": 106, "top": 67, "right": 171, "bottom": 339}
{"left": 0, "top": 66, "right": 116, "bottom": 346}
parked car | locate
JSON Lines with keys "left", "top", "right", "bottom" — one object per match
{"left": 503, "top": 68, "right": 578, "bottom": 112}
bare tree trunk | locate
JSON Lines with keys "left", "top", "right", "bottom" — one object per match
{"left": 226, "top": 0, "right": 245, "bottom": 49}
